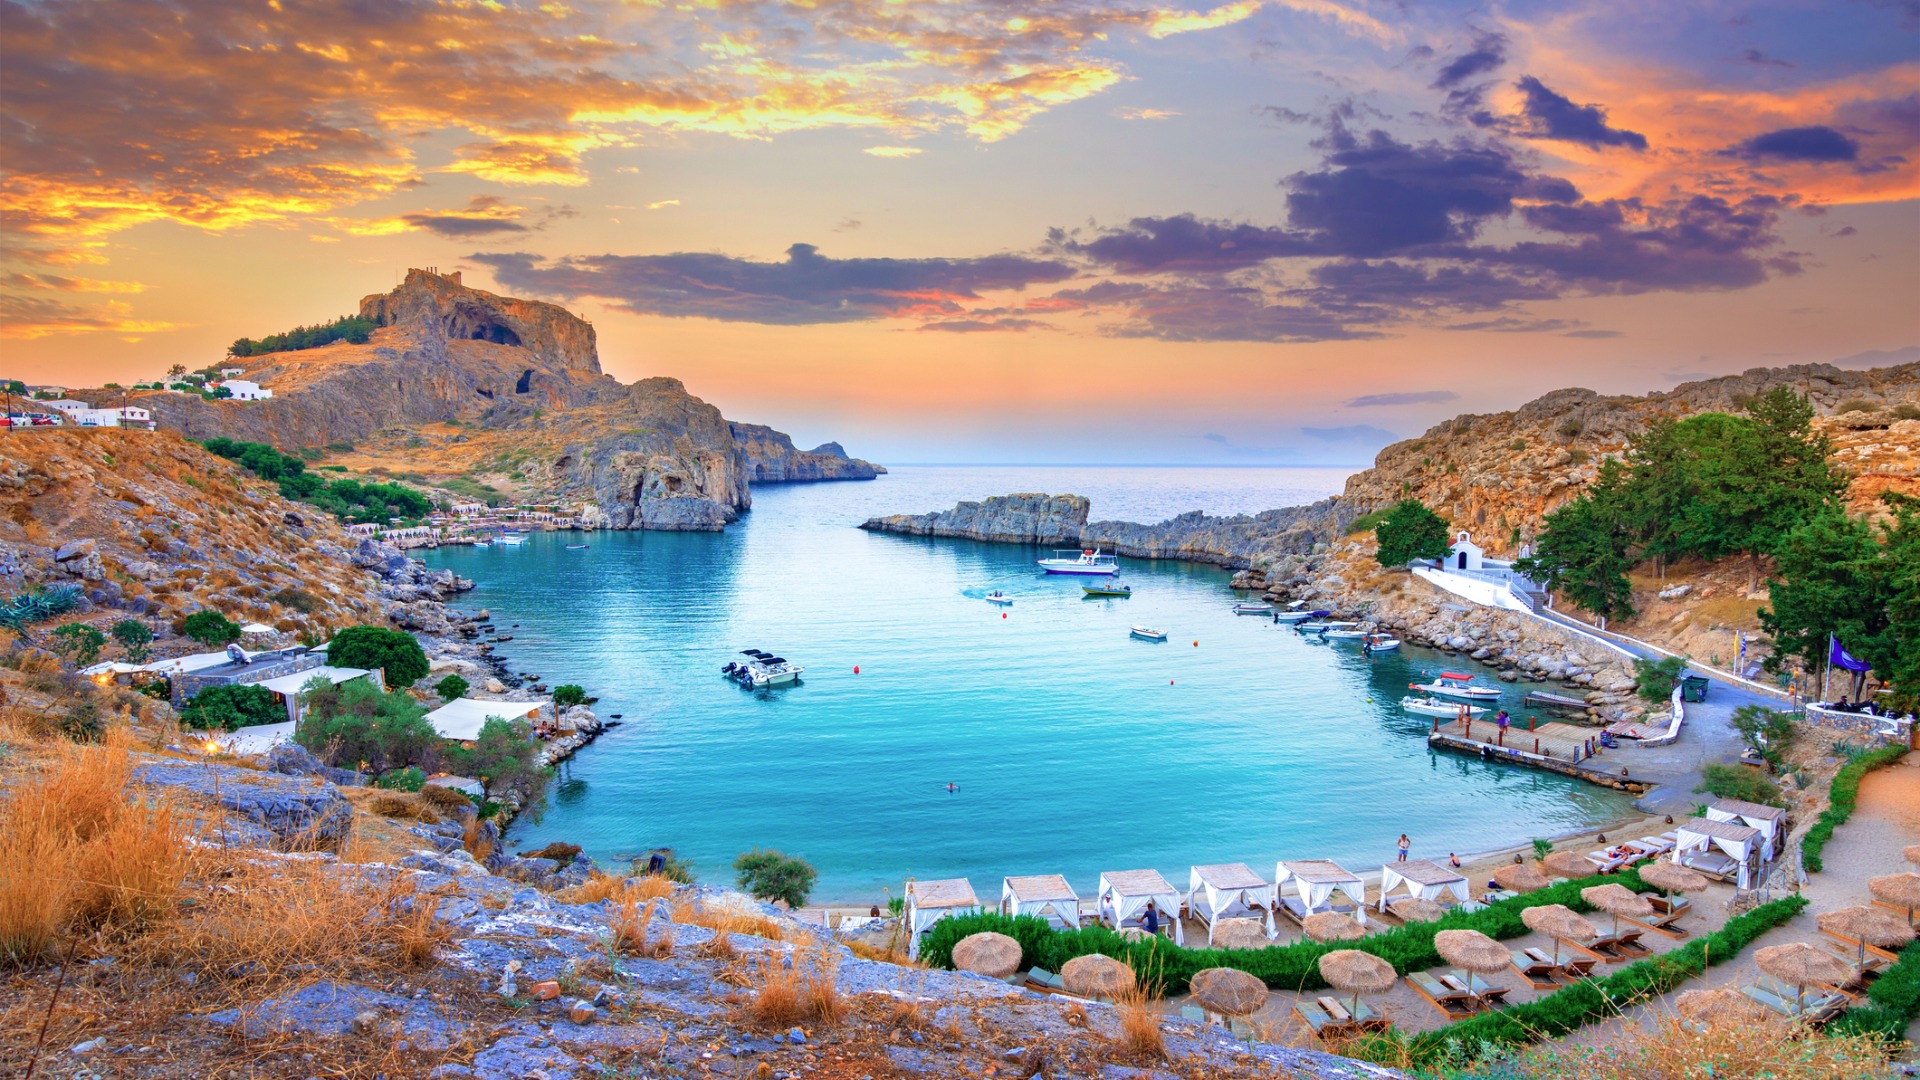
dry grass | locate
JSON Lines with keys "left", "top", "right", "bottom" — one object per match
{"left": 608, "top": 896, "right": 674, "bottom": 959}
{"left": 461, "top": 814, "right": 494, "bottom": 863}
{"left": 846, "top": 938, "right": 918, "bottom": 966}
{"left": 740, "top": 944, "right": 845, "bottom": 1030}
{"left": 695, "top": 928, "right": 739, "bottom": 961}
{"left": 675, "top": 898, "right": 787, "bottom": 942}
{"left": 1112, "top": 984, "right": 1166, "bottom": 1062}
{"left": 1508, "top": 1015, "right": 1893, "bottom": 1079}
{"left": 560, "top": 870, "right": 677, "bottom": 907}
{"left": 360, "top": 789, "right": 441, "bottom": 824}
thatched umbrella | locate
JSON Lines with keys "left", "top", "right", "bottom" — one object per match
{"left": 1540, "top": 851, "right": 1588, "bottom": 879}
{"left": 1581, "top": 883, "right": 1655, "bottom": 936}
{"left": 1493, "top": 863, "right": 1549, "bottom": 893}
{"left": 1210, "top": 917, "right": 1271, "bottom": 951}
{"left": 1639, "top": 860, "right": 1709, "bottom": 913}
{"left": 1754, "top": 943, "right": 1854, "bottom": 1013}
{"left": 952, "top": 932, "right": 1022, "bottom": 979}
{"left": 1904, "top": 845, "right": 1920, "bottom": 866}
{"left": 1062, "top": 953, "right": 1135, "bottom": 999}
{"left": 1190, "top": 967, "right": 1268, "bottom": 1018}
{"left": 1434, "top": 929, "right": 1511, "bottom": 975}
{"left": 1817, "top": 905, "right": 1916, "bottom": 966}
{"left": 1868, "top": 873, "right": 1920, "bottom": 926}
{"left": 1674, "top": 987, "right": 1773, "bottom": 1028}
{"left": 1317, "top": 949, "right": 1395, "bottom": 1017}
{"left": 1521, "top": 904, "right": 1597, "bottom": 968}
{"left": 1301, "top": 911, "right": 1365, "bottom": 943}
{"left": 1388, "top": 897, "right": 1447, "bottom": 923}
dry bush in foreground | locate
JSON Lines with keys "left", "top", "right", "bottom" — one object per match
{"left": 561, "top": 870, "right": 677, "bottom": 907}
{"left": 1112, "top": 984, "right": 1167, "bottom": 1062}
{"left": 675, "top": 898, "right": 787, "bottom": 942}
{"left": 1510, "top": 1016, "right": 1894, "bottom": 1080}
{"left": 741, "top": 945, "right": 845, "bottom": 1030}
{"left": 363, "top": 790, "right": 440, "bottom": 824}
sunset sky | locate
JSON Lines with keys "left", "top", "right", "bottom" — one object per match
{"left": 3, "top": 0, "right": 1917, "bottom": 463}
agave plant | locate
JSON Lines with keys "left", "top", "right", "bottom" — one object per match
{"left": 0, "top": 584, "right": 85, "bottom": 630}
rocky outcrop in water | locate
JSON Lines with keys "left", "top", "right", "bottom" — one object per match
{"left": 729, "top": 422, "right": 885, "bottom": 482}
{"left": 860, "top": 492, "right": 1357, "bottom": 569}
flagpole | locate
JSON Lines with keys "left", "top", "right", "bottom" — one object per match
{"left": 1823, "top": 634, "right": 1833, "bottom": 705}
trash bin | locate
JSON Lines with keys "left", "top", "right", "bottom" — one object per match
{"left": 1680, "top": 675, "right": 1709, "bottom": 702}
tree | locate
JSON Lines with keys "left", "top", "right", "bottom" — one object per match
{"left": 1372, "top": 498, "right": 1452, "bottom": 567}
{"left": 182, "top": 609, "right": 241, "bottom": 646}
{"left": 434, "top": 673, "right": 470, "bottom": 702}
{"left": 551, "top": 684, "right": 587, "bottom": 708}
{"left": 445, "top": 717, "right": 551, "bottom": 816}
{"left": 51, "top": 622, "right": 106, "bottom": 666}
{"left": 326, "top": 625, "right": 430, "bottom": 686}
{"left": 733, "top": 849, "right": 817, "bottom": 909}
{"left": 111, "top": 619, "right": 154, "bottom": 662}
{"left": 1730, "top": 705, "right": 1797, "bottom": 772}
{"left": 181, "top": 683, "right": 284, "bottom": 731}
{"left": 1634, "top": 655, "right": 1689, "bottom": 703}
{"left": 1762, "top": 494, "right": 1920, "bottom": 709}
{"left": 167, "top": 364, "right": 188, "bottom": 378}
{"left": 1516, "top": 462, "right": 1637, "bottom": 620}
{"left": 294, "top": 676, "right": 440, "bottom": 774}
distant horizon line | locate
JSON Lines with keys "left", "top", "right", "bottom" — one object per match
{"left": 872, "top": 461, "right": 1371, "bottom": 469}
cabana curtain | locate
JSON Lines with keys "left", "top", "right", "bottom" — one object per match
{"left": 1275, "top": 861, "right": 1369, "bottom": 924}
{"left": 1186, "top": 865, "right": 1277, "bottom": 942}
{"left": 1377, "top": 860, "right": 1470, "bottom": 910}
{"left": 1673, "top": 822, "right": 1758, "bottom": 889}
{"left": 1097, "top": 872, "right": 1184, "bottom": 945}
{"left": 1000, "top": 876, "right": 1080, "bottom": 931}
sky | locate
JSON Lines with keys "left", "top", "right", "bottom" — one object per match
{"left": 3, "top": 0, "right": 1917, "bottom": 464}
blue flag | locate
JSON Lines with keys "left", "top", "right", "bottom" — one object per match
{"left": 1829, "top": 635, "right": 1872, "bottom": 673}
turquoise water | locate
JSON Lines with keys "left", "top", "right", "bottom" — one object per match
{"left": 422, "top": 467, "right": 1634, "bottom": 903}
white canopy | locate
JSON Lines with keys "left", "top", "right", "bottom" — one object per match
{"left": 905, "top": 878, "right": 979, "bottom": 958}
{"left": 80, "top": 661, "right": 148, "bottom": 676}
{"left": 140, "top": 650, "right": 240, "bottom": 676}
{"left": 240, "top": 622, "right": 276, "bottom": 634}
{"left": 1002, "top": 875, "right": 1081, "bottom": 931}
{"left": 1187, "top": 863, "right": 1276, "bottom": 943}
{"left": 1377, "top": 859, "right": 1470, "bottom": 911}
{"left": 1276, "top": 860, "right": 1369, "bottom": 924}
{"left": 1097, "top": 870, "right": 1184, "bottom": 945}
{"left": 424, "top": 697, "right": 542, "bottom": 741}
{"left": 1673, "top": 817, "right": 1761, "bottom": 889}
{"left": 1707, "top": 799, "right": 1786, "bottom": 853}
{"left": 260, "top": 666, "right": 375, "bottom": 722}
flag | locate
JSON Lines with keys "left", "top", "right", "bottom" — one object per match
{"left": 1828, "top": 635, "right": 1872, "bottom": 673}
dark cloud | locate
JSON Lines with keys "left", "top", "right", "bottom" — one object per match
{"left": 400, "top": 217, "right": 526, "bottom": 238}
{"left": 1562, "top": 328, "right": 1623, "bottom": 338}
{"left": 915, "top": 317, "right": 1050, "bottom": 333}
{"left": 1508, "top": 77, "right": 1648, "bottom": 151}
{"left": 1728, "top": 125, "right": 1861, "bottom": 162}
{"left": 1832, "top": 225, "right": 1859, "bottom": 237}
{"left": 472, "top": 243, "right": 1075, "bottom": 325}
{"left": 1441, "top": 316, "right": 1585, "bottom": 333}
{"left": 1053, "top": 281, "right": 1381, "bottom": 343}
{"left": 1307, "top": 260, "right": 1554, "bottom": 311}
{"left": 1431, "top": 31, "right": 1506, "bottom": 89}
{"left": 1483, "top": 194, "right": 1793, "bottom": 293}
{"left": 1049, "top": 214, "right": 1310, "bottom": 273}
{"left": 1344, "top": 390, "right": 1459, "bottom": 407}
{"left": 1738, "top": 48, "right": 1794, "bottom": 68}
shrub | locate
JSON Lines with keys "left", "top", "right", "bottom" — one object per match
{"left": 550, "top": 683, "right": 587, "bottom": 708}
{"left": 1694, "top": 763, "right": 1784, "bottom": 806}
{"left": 1837, "top": 397, "right": 1877, "bottom": 414}
{"left": 111, "top": 619, "right": 154, "bottom": 662}
{"left": 419, "top": 784, "right": 477, "bottom": 815}
{"left": 519, "top": 842, "right": 582, "bottom": 866}
{"left": 180, "top": 683, "right": 283, "bottom": 731}
{"left": 1557, "top": 417, "right": 1584, "bottom": 438}
{"left": 1803, "top": 744, "right": 1906, "bottom": 873}
{"left": 51, "top": 622, "right": 106, "bottom": 666}
{"left": 1634, "top": 655, "right": 1688, "bottom": 703}
{"left": 434, "top": 673, "right": 470, "bottom": 702}
{"left": 1344, "top": 507, "right": 1391, "bottom": 536}
{"left": 1829, "top": 939, "right": 1920, "bottom": 1041}
{"left": 1730, "top": 704, "right": 1797, "bottom": 770}
{"left": 270, "top": 587, "right": 320, "bottom": 614}
{"left": 295, "top": 676, "right": 440, "bottom": 775}
{"left": 229, "top": 314, "right": 376, "bottom": 357}
{"left": 182, "top": 609, "right": 241, "bottom": 646}
{"left": 1373, "top": 498, "right": 1452, "bottom": 568}
{"left": 326, "top": 625, "right": 430, "bottom": 686}
{"left": 734, "top": 849, "right": 818, "bottom": 908}
{"left": 0, "top": 583, "right": 83, "bottom": 630}
{"left": 1508, "top": 438, "right": 1526, "bottom": 451}
{"left": 375, "top": 766, "right": 427, "bottom": 792}
{"left": 444, "top": 716, "right": 551, "bottom": 815}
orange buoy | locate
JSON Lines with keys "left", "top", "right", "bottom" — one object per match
{"left": 1192, "top": 640, "right": 1199, "bottom": 647}
{"left": 853, "top": 666, "right": 860, "bottom": 674}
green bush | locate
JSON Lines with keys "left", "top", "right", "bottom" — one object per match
{"left": 434, "top": 674, "right": 470, "bottom": 702}
{"left": 1373, "top": 498, "right": 1452, "bottom": 567}
{"left": 1694, "top": 762, "right": 1784, "bottom": 807}
{"left": 229, "top": 314, "right": 376, "bottom": 357}
{"left": 111, "top": 619, "right": 154, "bottom": 662}
{"left": 294, "top": 676, "right": 439, "bottom": 775}
{"left": 550, "top": 684, "right": 587, "bottom": 708}
{"left": 271, "top": 587, "right": 320, "bottom": 614}
{"left": 204, "top": 437, "right": 431, "bottom": 522}
{"left": 326, "top": 626, "right": 429, "bottom": 686}
{"left": 1828, "top": 941, "right": 1920, "bottom": 1042}
{"left": 1634, "top": 655, "right": 1688, "bottom": 703}
{"left": 1803, "top": 744, "right": 1906, "bottom": 873}
{"left": 51, "top": 623, "right": 106, "bottom": 666}
{"left": 445, "top": 717, "right": 551, "bottom": 820}
{"left": 734, "top": 849, "right": 818, "bottom": 909}
{"left": 1730, "top": 704, "right": 1797, "bottom": 770}
{"left": 182, "top": 609, "right": 241, "bottom": 646}
{"left": 375, "top": 766, "right": 427, "bottom": 792}
{"left": 181, "top": 683, "right": 284, "bottom": 731}
{"left": 0, "top": 584, "right": 83, "bottom": 630}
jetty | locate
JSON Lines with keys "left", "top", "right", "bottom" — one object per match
{"left": 1522, "top": 689, "right": 1593, "bottom": 713}
{"left": 1427, "top": 716, "right": 1647, "bottom": 794}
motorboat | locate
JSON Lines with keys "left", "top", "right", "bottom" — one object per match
{"left": 985, "top": 591, "right": 1014, "bottom": 605}
{"left": 1039, "top": 547, "right": 1119, "bottom": 575}
{"left": 1232, "top": 602, "right": 1273, "bottom": 615}
{"left": 1082, "top": 576, "right": 1132, "bottom": 597}
{"left": 1272, "top": 601, "right": 1319, "bottom": 623}
{"left": 565, "top": 543, "right": 589, "bottom": 550}
{"left": 1297, "top": 620, "right": 1359, "bottom": 635}
{"left": 496, "top": 533, "right": 528, "bottom": 546}
{"left": 722, "top": 649, "right": 804, "bottom": 688}
{"left": 1401, "top": 696, "right": 1488, "bottom": 718}
{"left": 1409, "top": 671, "right": 1503, "bottom": 702}
{"left": 1361, "top": 634, "right": 1401, "bottom": 652}
{"left": 1322, "top": 625, "right": 1369, "bottom": 639}
{"left": 1130, "top": 626, "right": 1168, "bottom": 641}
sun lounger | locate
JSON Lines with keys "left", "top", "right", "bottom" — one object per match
{"left": 1818, "top": 932, "right": 1898, "bottom": 970}
{"left": 1293, "top": 999, "right": 1338, "bottom": 1037}
{"left": 1629, "top": 835, "right": 1675, "bottom": 858}
{"left": 1678, "top": 850, "right": 1740, "bottom": 880}
{"left": 1228, "top": 1016, "right": 1260, "bottom": 1041}
{"left": 1024, "top": 968, "right": 1067, "bottom": 992}
{"left": 1512, "top": 949, "right": 1561, "bottom": 990}
{"left": 1439, "top": 972, "right": 1509, "bottom": 1010}
{"left": 1741, "top": 983, "right": 1848, "bottom": 1023}
{"left": 1407, "top": 971, "right": 1476, "bottom": 1019}
{"left": 1584, "top": 849, "right": 1635, "bottom": 874}
{"left": 1641, "top": 892, "right": 1691, "bottom": 917}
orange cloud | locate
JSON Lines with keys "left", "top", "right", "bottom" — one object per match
{"left": 0, "top": 296, "right": 177, "bottom": 340}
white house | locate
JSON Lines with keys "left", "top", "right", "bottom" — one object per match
{"left": 449, "top": 501, "right": 487, "bottom": 518}
{"left": 221, "top": 380, "right": 272, "bottom": 400}
{"left": 75, "top": 406, "right": 153, "bottom": 429}
{"left": 1447, "top": 531, "right": 1485, "bottom": 572}
{"left": 43, "top": 399, "right": 92, "bottom": 417}
{"left": 219, "top": 367, "right": 244, "bottom": 378}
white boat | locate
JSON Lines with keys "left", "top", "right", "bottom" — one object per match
{"left": 496, "top": 533, "right": 528, "bottom": 546}
{"left": 1323, "top": 626, "right": 1369, "bottom": 640}
{"left": 1232, "top": 602, "right": 1274, "bottom": 615}
{"left": 1361, "top": 635, "right": 1401, "bottom": 652}
{"left": 723, "top": 649, "right": 804, "bottom": 688}
{"left": 1130, "top": 626, "right": 1168, "bottom": 641}
{"left": 985, "top": 591, "right": 1014, "bottom": 605}
{"left": 1402, "top": 696, "right": 1488, "bottom": 718}
{"left": 1298, "top": 620, "right": 1359, "bottom": 635}
{"left": 1410, "top": 671, "right": 1503, "bottom": 702}
{"left": 1272, "top": 602, "right": 1320, "bottom": 623}
{"left": 1038, "top": 547, "right": 1119, "bottom": 575}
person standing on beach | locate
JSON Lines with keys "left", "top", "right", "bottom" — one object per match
{"left": 1396, "top": 834, "right": 1410, "bottom": 862}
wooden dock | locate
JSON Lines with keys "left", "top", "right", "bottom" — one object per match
{"left": 1523, "top": 690, "right": 1593, "bottom": 713}
{"left": 1427, "top": 716, "right": 1648, "bottom": 793}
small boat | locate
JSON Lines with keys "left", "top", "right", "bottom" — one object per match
{"left": 1130, "top": 626, "right": 1168, "bottom": 641}
{"left": 1402, "top": 696, "right": 1488, "bottom": 718}
{"left": 724, "top": 648, "right": 804, "bottom": 688}
{"left": 1272, "top": 601, "right": 1318, "bottom": 623}
{"left": 985, "top": 591, "right": 1014, "bottom": 605}
{"left": 496, "top": 533, "right": 528, "bottom": 546}
{"left": 1232, "top": 602, "right": 1273, "bottom": 615}
{"left": 1297, "top": 620, "right": 1359, "bottom": 635}
{"left": 470, "top": 539, "right": 491, "bottom": 548}
{"left": 1361, "top": 634, "right": 1401, "bottom": 652}
{"left": 1409, "top": 671, "right": 1503, "bottom": 702}
{"left": 1082, "top": 576, "right": 1132, "bottom": 598}
{"left": 1323, "top": 625, "right": 1369, "bottom": 639}
{"left": 1039, "top": 547, "right": 1119, "bottom": 575}
{"left": 565, "top": 543, "right": 589, "bottom": 550}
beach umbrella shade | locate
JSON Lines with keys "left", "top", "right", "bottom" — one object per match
{"left": 1062, "top": 953, "right": 1135, "bottom": 999}
{"left": 1581, "top": 883, "right": 1655, "bottom": 936}
{"left": 1817, "top": 906, "right": 1916, "bottom": 966}
{"left": 1520, "top": 904, "right": 1597, "bottom": 967}
{"left": 1674, "top": 987, "right": 1774, "bottom": 1028}
{"left": 951, "top": 932, "right": 1022, "bottom": 979}
{"left": 1868, "top": 873, "right": 1920, "bottom": 926}
{"left": 1301, "top": 911, "right": 1365, "bottom": 943}
{"left": 1905, "top": 845, "right": 1920, "bottom": 866}
{"left": 1435, "top": 929, "right": 1511, "bottom": 975}
{"left": 1190, "top": 966, "right": 1268, "bottom": 1018}
{"left": 1318, "top": 949, "right": 1395, "bottom": 1016}
{"left": 1638, "top": 860, "right": 1709, "bottom": 911}
{"left": 1539, "top": 851, "right": 1588, "bottom": 879}
{"left": 1210, "top": 917, "right": 1272, "bottom": 951}
{"left": 1493, "top": 863, "right": 1549, "bottom": 893}
{"left": 1388, "top": 897, "right": 1447, "bottom": 923}
{"left": 1754, "top": 943, "right": 1854, "bottom": 1013}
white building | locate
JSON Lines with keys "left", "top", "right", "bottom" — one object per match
{"left": 219, "top": 367, "right": 244, "bottom": 378}
{"left": 449, "top": 501, "right": 487, "bottom": 518}
{"left": 43, "top": 399, "right": 92, "bottom": 417}
{"left": 75, "top": 406, "right": 153, "bottom": 429}
{"left": 220, "top": 380, "right": 272, "bottom": 400}
{"left": 1447, "top": 531, "right": 1486, "bottom": 572}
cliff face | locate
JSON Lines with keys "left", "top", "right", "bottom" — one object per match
{"left": 124, "top": 270, "right": 882, "bottom": 531}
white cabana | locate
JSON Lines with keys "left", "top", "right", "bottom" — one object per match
{"left": 905, "top": 878, "right": 980, "bottom": 958}
{"left": 1707, "top": 799, "right": 1787, "bottom": 857}
{"left": 1187, "top": 863, "right": 1277, "bottom": 944}
{"left": 260, "top": 666, "right": 376, "bottom": 723}
{"left": 1002, "top": 875, "right": 1081, "bottom": 931}
{"left": 240, "top": 622, "right": 276, "bottom": 636}
{"left": 1275, "top": 860, "right": 1368, "bottom": 925}
{"left": 1098, "top": 870, "right": 1184, "bottom": 945}
{"left": 141, "top": 650, "right": 242, "bottom": 677}
{"left": 1377, "top": 858, "right": 1471, "bottom": 911}
{"left": 1673, "top": 817, "right": 1761, "bottom": 889}
{"left": 423, "top": 697, "right": 542, "bottom": 741}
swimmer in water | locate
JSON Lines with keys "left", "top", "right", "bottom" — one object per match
{"left": 947, "top": 783, "right": 959, "bottom": 794}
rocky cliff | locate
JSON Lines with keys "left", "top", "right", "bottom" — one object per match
{"left": 123, "top": 270, "right": 881, "bottom": 531}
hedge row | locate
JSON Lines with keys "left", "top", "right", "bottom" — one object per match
{"left": 920, "top": 868, "right": 1651, "bottom": 994}
{"left": 1801, "top": 744, "right": 1907, "bottom": 873}
{"left": 1827, "top": 940, "right": 1920, "bottom": 1043}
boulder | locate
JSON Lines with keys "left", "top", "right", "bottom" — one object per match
{"left": 133, "top": 761, "right": 353, "bottom": 851}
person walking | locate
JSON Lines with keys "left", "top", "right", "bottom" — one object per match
{"left": 1396, "top": 834, "right": 1411, "bottom": 862}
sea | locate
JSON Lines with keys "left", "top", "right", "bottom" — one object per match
{"left": 420, "top": 466, "right": 1634, "bottom": 904}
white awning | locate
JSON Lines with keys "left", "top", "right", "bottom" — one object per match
{"left": 240, "top": 623, "right": 275, "bottom": 634}
{"left": 1378, "top": 859, "right": 1470, "bottom": 910}
{"left": 1001, "top": 875, "right": 1080, "bottom": 931}
{"left": 255, "top": 666, "right": 373, "bottom": 696}
{"left": 1673, "top": 817, "right": 1760, "bottom": 889}
{"left": 424, "top": 697, "right": 541, "bottom": 741}
{"left": 1276, "top": 860, "right": 1369, "bottom": 923}
{"left": 1098, "top": 870, "right": 1184, "bottom": 945}
{"left": 1186, "top": 863, "right": 1276, "bottom": 941}
{"left": 905, "top": 878, "right": 979, "bottom": 958}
